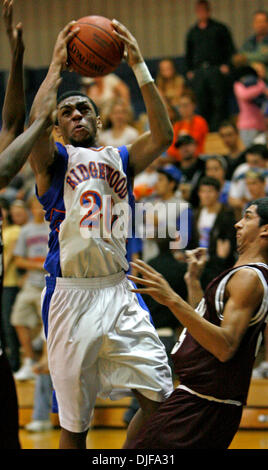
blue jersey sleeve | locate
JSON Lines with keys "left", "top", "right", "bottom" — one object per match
{"left": 35, "top": 142, "right": 68, "bottom": 278}
{"left": 118, "top": 145, "right": 129, "bottom": 175}
{"left": 36, "top": 142, "right": 68, "bottom": 217}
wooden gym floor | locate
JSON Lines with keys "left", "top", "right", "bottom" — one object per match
{"left": 15, "top": 321, "right": 268, "bottom": 451}
{"left": 18, "top": 427, "right": 268, "bottom": 450}
{"left": 16, "top": 375, "right": 268, "bottom": 450}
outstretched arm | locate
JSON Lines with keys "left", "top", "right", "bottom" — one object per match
{"left": 112, "top": 20, "right": 173, "bottom": 176}
{"left": 0, "top": 75, "right": 61, "bottom": 189}
{"left": 28, "top": 21, "right": 79, "bottom": 197}
{"left": 0, "top": 0, "right": 25, "bottom": 152}
{"left": 128, "top": 259, "right": 263, "bottom": 362}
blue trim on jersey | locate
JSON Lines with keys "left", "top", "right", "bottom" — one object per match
{"left": 118, "top": 145, "right": 138, "bottom": 255}
{"left": 41, "top": 276, "right": 59, "bottom": 413}
{"left": 126, "top": 236, "right": 143, "bottom": 265}
{"left": 52, "top": 390, "right": 58, "bottom": 414}
{"left": 36, "top": 142, "right": 68, "bottom": 278}
{"left": 129, "top": 280, "right": 154, "bottom": 325}
{"left": 118, "top": 145, "right": 129, "bottom": 175}
{"left": 42, "top": 276, "right": 56, "bottom": 338}
{"left": 118, "top": 145, "right": 136, "bottom": 220}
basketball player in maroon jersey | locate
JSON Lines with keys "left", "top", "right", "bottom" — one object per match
{"left": 0, "top": 0, "right": 67, "bottom": 449}
{"left": 127, "top": 198, "right": 268, "bottom": 449}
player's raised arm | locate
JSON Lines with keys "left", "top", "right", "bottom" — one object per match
{"left": 0, "top": 0, "right": 25, "bottom": 152}
{"left": 128, "top": 259, "right": 263, "bottom": 363}
{"left": 28, "top": 21, "right": 79, "bottom": 196}
{"left": 0, "top": 76, "right": 61, "bottom": 189}
{"left": 112, "top": 20, "right": 173, "bottom": 176}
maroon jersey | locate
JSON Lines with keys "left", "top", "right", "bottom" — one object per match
{"left": 172, "top": 263, "right": 268, "bottom": 405}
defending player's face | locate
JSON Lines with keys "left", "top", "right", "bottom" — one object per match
{"left": 235, "top": 205, "right": 262, "bottom": 252}
{"left": 56, "top": 96, "right": 99, "bottom": 147}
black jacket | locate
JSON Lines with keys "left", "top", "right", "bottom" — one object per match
{"left": 186, "top": 19, "right": 236, "bottom": 71}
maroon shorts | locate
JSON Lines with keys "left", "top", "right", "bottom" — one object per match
{"left": 128, "top": 388, "right": 243, "bottom": 449}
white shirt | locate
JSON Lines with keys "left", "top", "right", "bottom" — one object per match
{"left": 198, "top": 208, "right": 217, "bottom": 248}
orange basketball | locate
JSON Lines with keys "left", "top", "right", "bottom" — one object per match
{"left": 67, "top": 16, "right": 125, "bottom": 77}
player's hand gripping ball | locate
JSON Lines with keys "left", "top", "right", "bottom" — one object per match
{"left": 67, "top": 15, "right": 125, "bottom": 77}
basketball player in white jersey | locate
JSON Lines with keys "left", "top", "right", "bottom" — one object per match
{"left": 28, "top": 20, "right": 174, "bottom": 449}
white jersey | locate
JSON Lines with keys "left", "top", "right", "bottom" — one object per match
{"left": 37, "top": 143, "right": 134, "bottom": 278}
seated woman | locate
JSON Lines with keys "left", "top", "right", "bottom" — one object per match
{"left": 98, "top": 98, "right": 139, "bottom": 147}
{"left": 80, "top": 73, "right": 130, "bottom": 121}
{"left": 155, "top": 59, "right": 185, "bottom": 108}
{"left": 205, "top": 155, "right": 231, "bottom": 205}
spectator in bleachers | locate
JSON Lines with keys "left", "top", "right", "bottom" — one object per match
{"left": 15, "top": 162, "right": 36, "bottom": 201}
{"left": 174, "top": 134, "right": 205, "bottom": 207}
{"left": 245, "top": 169, "right": 267, "bottom": 205}
{"left": 185, "top": 0, "right": 236, "bottom": 131}
{"left": 194, "top": 176, "right": 237, "bottom": 288}
{"left": 133, "top": 158, "right": 160, "bottom": 202}
{"left": 218, "top": 121, "right": 246, "bottom": 179}
{"left": 228, "top": 144, "right": 268, "bottom": 217}
{"left": 262, "top": 102, "right": 268, "bottom": 144}
{"left": 233, "top": 64, "right": 268, "bottom": 147}
{"left": 167, "top": 91, "right": 209, "bottom": 162}
{"left": 0, "top": 172, "right": 23, "bottom": 203}
{"left": 80, "top": 74, "right": 130, "bottom": 123}
{"left": 10, "top": 199, "right": 29, "bottom": 227}
{"left": 140, "top": 164, "right": 193, "bottom": 262}
{"left": 11, "top": 196, "right": 49, "bottom": 382}
{"left": 24, "top": 342, "right": 53, "bottom": 432}
{"left": 155, "top": 59, "right": 186, "bottom": 109}
{"left": 239, "top": 10, "right": 268, "bottom": 80}
{"left": 98, "top": 98, "right": 139, "bottom": 147}
{"left": 205, "top": 155, "right": 230, "bottom": 205}
{"left": 165, "top": 101, "right": 181, "bottom": 126}
{"left": 0, "top": 198, "right": 21, "bottom": 372}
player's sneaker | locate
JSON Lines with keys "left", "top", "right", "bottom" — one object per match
{"left": 252, "top": 361, "right": 268, "bottom": 379}
{"left": 14, "top": 358, "right": 36, "bottom": 381}
{"left": 25, "top": 420, "right": 53, "bottom": 432}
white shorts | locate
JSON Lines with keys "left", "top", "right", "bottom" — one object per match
{"left": 42, "top": 271, "right": 173, "bottom": 433}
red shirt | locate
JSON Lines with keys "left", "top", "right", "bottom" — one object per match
{"left": 167, "top": 115, "right": 209, "bottom": 161}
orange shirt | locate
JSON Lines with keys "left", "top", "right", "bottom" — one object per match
{"left": 167, "top": 115, "right": 209, "bottom": 161}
